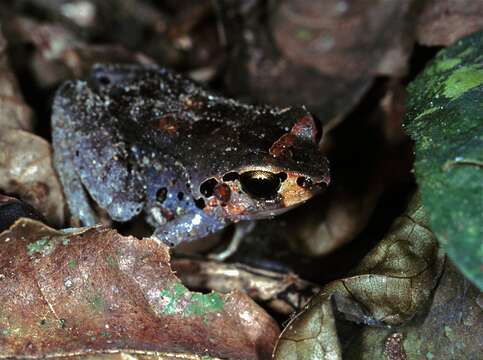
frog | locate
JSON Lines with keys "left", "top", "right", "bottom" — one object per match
{"left": 52, "top": 63, "right": 330, "bottom": 246}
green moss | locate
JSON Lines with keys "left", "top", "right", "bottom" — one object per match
{"left": 88, "top": 295, "right": 106, "bottom": 313}
{"left": 436, "top": 57, "right": 461, "bottom": 72}
{"left": 67, "top": 259, "right": 77, "bottom": 269}
{"left": 27, "top": 236, "right": 56, "bottom": 257}
{"left": 185, "top": 292, "right": 224, "bottom": 316}
{"left": 105, "top": 255, "right": 118, "bottom": 268}
{"left": 443, "top": 65, "right": 483, "bottom": 99}
{"left": 405, "top": 31, "right": 483, "bottom": 289}
{"left": 159, "top": 282, "right": 225, "bottom": 319}
{"left": 415, "top": 106, "right": 439, "bottom": 120}
{"left": 295, "top": 28, "right": 313, "bottom": 41}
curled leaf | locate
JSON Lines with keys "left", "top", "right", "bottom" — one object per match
{"left": 343, "top": 260, "right": 483, "bottom": 359}
{"left": 0, "top": 219, "right": 279, "bottom": 359}
{"left": 274, "top": 193, "right": 445, "bottom": 359}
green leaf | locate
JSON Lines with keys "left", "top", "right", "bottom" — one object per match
{"left": 404, "top": 31, "right": 483, "bottom": 289}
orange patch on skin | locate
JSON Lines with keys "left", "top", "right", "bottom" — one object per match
{"left": 270, "top": 114, "right": 318, "bottom": 158}
{"left": 279, "top": 173, "right": 315, "bottom": 208}
{"left": 269, "top": 133, "right": 296, "bottom": 158}
{"left": 290, "top": 114, "right": 318, "bottom": 143}
{"left": 214, "top": 183, "right": 231, "bottom": 203}
{"left": 158, "top": 116, "right": 177, "bottom": 134}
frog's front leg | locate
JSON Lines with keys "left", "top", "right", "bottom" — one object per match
{"left": 153, "top": 210, "right": 229, "bottom": 247}
{"left": 208, "top": 221, "right": 256, "bottom": 261}
{"left": 52, "top": 125, "right": 98, "bottom": 226}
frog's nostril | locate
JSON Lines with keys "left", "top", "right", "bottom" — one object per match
{"left": 277, "top": 172, "right": 288, "bottom": 182}
{"left": 200, "top": 178, "right": 218, "bottom": 197}
{"left": 296, "top": 176, "right": 313, "bottom": 188}
{"left": 240, "top": 171, "right": 281, "bottom": 199}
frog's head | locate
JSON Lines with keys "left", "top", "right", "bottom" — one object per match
{"left": 191, "top": 107, "right": 330, "bottom": 221}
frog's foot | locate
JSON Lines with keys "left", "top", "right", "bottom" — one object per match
{"left": 208, "top": 221, "right": 255, "bottom": 261}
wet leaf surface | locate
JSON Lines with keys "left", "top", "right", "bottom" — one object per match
{"left": 274, "top": 193, "right": 445, "bottom": 359}
{"left": 0, "top": 219, "right": 279, "bottom": 359}
{"left": 405, "top": 31, "right": 483, "bottom": 289}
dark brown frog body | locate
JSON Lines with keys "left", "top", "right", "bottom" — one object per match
{"left": 52, "top": 63, "right": 329, "bottom": 245}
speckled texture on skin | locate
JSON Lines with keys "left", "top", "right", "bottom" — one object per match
{"left": 52, "top": 63, "right": 330, "bottom": 246}
{"left": 404, "top": 31, "right": 483, "bottom": 289}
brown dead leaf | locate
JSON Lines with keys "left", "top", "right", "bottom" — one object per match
{"left": 274, "top": 192, "right": 445, "bottom": 359}
{"left": 0, "top": 129, "right": 65, "bottom": 226}
{"left": 416, "top": 0, "right": 483, "bottom": 46}
{"left": 0, "top": 29, "right": 33, "bottom": 130}
{"left": 5, "top": 17, "right": 153, "bottom": 88}
{"left": 172, "top": 258, "right": 321, "bottom": 316}
{"left": 222, "top": 1, "right": 373, "bottom": 126}
{"left": 272, "top": 0, "right": 420, "bottom": 78}
{"left": 0, "top": 219, "right": 279, "bottom": 359}
{"left": 343, "top": 260, "right": 482, "bottom": 359}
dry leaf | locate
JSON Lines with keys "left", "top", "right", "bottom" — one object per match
{"left": 0, "top": 129, "right": 65, "bottom": 226}
{"left": 172, "top": 258, "right": 321, "bottom": 316}
{"left": 343, "top": 260, "right": 482, "bottom": 359}
{"left": 274, "top": 192, "right": 445, "bottom": 359}
{"left": 272, "top": 0, "right": 419, "bottom": 78}
{"left": 416, "top": 0, "right": 483, "bottom": 46}
{"left": 0, "top": 29, "right": 33, "bottom": 130}
{"left": 5, "top": 17, "right": 153, "bottom": 88}
{"left": 0, "top": 219, "right": 279, "bottom": 359}
{"left": 221, "top": 0, "right": 373, "bottom": 126}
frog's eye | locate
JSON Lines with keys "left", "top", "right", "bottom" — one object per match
{"left": 240, "top": 171, "right": 284, "bottom": 199}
